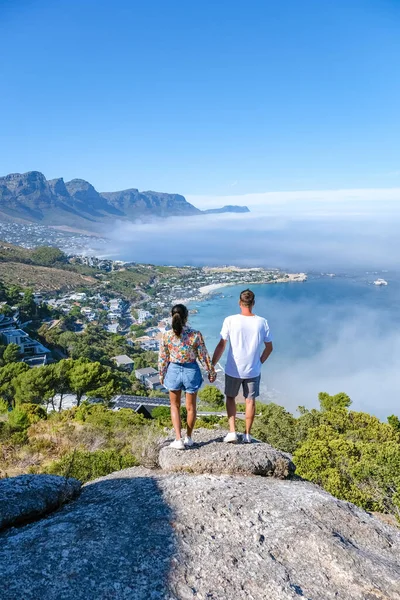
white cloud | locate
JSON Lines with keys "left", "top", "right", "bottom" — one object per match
{"left": 188, "top": 187, "right": 400, "bottom": 210}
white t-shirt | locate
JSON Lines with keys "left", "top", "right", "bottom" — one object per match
{"left": 220, "top": 314, "right": 272, "bottom": 379}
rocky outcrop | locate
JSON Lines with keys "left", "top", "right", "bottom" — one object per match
{"left": 203, "top": 204, "right": 250, "bottom": 214}
{"left": 0, "top": 474, "right": 81, "bottom": 530}
{"left": 0, "top": 467, "right": 399, "bottom": 600}
{"left": 102, "top": 188, "right": 201, "bottom": 218}
{"left": 0, "top": 171, "right": 199, "bottom": 227}
{"left": 159, "top": 428, "right": 295, "bottom": 477}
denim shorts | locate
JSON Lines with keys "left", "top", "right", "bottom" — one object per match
{"left": 164, "top": 362, "right": 203, "bottom": 394}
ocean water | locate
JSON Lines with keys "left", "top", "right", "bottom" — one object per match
{"left": 188, "top": 273, "right": 400, "bottom": 419}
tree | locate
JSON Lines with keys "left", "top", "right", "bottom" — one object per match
{"left": 0, "top": 281, "right": 7, "bottom": 302}
{"left": 6, "top": 285, "right": 22, "bottom": 305}
{"left": 0, "top": 304, "right": 13, "bottom": 317}
{"left": 318, "top": 392, "right": 352, "bottom": 412}
{"left": 69, "top": 359, "right": 115, "bottom": 406}
{"left": 388, "top": 415, "right": 400, "bottom": 432}
{"left": 0, "top": 362, "right": 30, "bottom": 407}
{"left": 18, "top": 289, "right": 37, "bottom": 321}
{"left": 198, "top": 385, "right": 225, "bottom": 409}
{"left": 3, "top": 343, "right": 20, "bottom": 364}
{"left": 133, "top": 351, "right": 158, "bottom": 370}
{"left": 13, "top": 365, "right": 56, "bottom": 407}
{"left": 53, "top": 359, "right": 73, "bottom": 411}
{"left": 68, "top": 305, "right": 82, "bottom": 319}
{"left": 252, "top": 402, "right": 297, "bottom": 453}
{"left": 30, "top": 246, "right": 67, "bottom": 266}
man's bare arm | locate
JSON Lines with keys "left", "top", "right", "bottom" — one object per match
{"left": 260, "top": 341, "right": 273, "bottom": 364}
{"left": 212, "top": 339, "right": 226, "bottom": 365}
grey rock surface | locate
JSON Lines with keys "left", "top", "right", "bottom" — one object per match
{"left": 1, "top": 467, "right": 399, "bottom": 600}
{"left": 0, "top": 474, "right": 81, "bottom": 530}
{"left": 159, "top": 428, "right": 295, "bottom": 478}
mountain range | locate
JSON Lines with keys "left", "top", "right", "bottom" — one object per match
{"left": 0, "top": 171, "right": 249, "bottom": 231}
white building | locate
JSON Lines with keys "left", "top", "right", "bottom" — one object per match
{"left": 1, "top": 328, "right": 50, "bottom": 358}
{"left": 137, "top": 309, "right": 153, "bottom": 324}
{"left": 69, "top": 293, "right": 87, "bottom": 302}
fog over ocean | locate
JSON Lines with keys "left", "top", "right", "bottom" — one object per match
{"left": 188, "top": 276, "right": 400, "bottom": 420}
{"left": 98, "top": 194, "right": 400, "bottom": 419}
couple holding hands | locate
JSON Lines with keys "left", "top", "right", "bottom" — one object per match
{"left": 158, "top": 289, "right": 273, "bottom": 449}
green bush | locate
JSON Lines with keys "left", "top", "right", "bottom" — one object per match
{"left": 74, "top": 403, "right": 143, "bottom": 429}
{"left": 198, "top": 385, "right": 224, "bottom": 409}
{"left": 22, "top": 403, "right": 47, "bottom": 424}
{"left": 8, "top": 407, "right": 30, "bottom": 431}
{"left": 152, "top": 406, "right": 171, "bottom": 426}
{"left": 45, "top": 449, "right": 138, "bottom": 483}
{"left": 195, "top": 415, "right": 223, "bottom": 429}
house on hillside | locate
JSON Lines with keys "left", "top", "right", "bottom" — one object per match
{"left": 111, "top": 394, "right": 170, "bottom": 417}
{"left": 134, "top": 366, "right": 158, "bottom": 383}
{"left": 0, "top": 314, "right": 18, "bottom": 330}
{"left": 145, "top": 373, "right": 164, "bottom": 391}
{"left": 112, "top": 354, "right": 134, "bottom": 373}
{"left": 1, "top": 328, "right": 50, "bottom": 359}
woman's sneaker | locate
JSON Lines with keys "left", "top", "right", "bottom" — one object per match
{"left": 169, "top": 439, "right": 185, "bottom": 450}
{"left": 184, "top": 435, "right": 194, "bottom": 447}
{"left": 242, "top": 433, "right": 253, "bottom": 444}
{"left": 223, "top": 432, "right": 238, "bottom": 443}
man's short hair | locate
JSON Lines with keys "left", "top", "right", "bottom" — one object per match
{"left": 240, "top": 289, "right": 255, "bottom": 307}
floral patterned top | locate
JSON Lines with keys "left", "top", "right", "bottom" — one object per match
{"left": 158, "top": 326, "right": 216, "bottom": 382}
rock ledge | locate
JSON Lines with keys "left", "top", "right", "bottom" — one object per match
{"left": 0, "top": 474, "right": 81, "bottom": 530}
{"left": 158, "top": 428, "right": 295, "bottom": 477}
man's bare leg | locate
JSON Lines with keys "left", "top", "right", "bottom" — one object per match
{"left": 245, "top": 398, "right": 256, "bottom": 435}
{"left": 185, "top": 392, "right": 197, "bottom": 437}
{"left": 170, "top": 390, "right": 182, "bottom": 440}
{"left": 226, "top": 395, "right": 237, "bottom": 432}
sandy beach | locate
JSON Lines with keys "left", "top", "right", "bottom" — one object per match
{"left": 198, "top": 274, "right": 307, "bottom": 296}
{"left": 198, "top": 283, "right": 234, "bottom": 295}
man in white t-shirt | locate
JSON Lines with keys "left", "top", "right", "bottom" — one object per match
{"left": 212, "top": 289, "right": 273, "bottom": 443}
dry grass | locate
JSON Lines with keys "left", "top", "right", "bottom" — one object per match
{"left": 0, "top": 261, "right": 97, "bottom": 292}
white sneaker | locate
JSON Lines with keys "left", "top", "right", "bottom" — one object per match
{"left": 169, "top": 439, "right": 185, "bottom": 450}
{"left": 184, "top": 436, "right": 194, "bottom": 447}
{"left": 242, "top": 433, "right": 253, "bottom": 444}
{"left": 223, "top": 432, "right": 238, "bottom": 443}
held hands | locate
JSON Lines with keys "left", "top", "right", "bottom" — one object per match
{"left": 208, "top": 371, "right": 217, "bottom": 383}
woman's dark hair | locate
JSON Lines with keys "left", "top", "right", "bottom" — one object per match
{"left": 171, "top": 304, "right": 188, "bottom": 337}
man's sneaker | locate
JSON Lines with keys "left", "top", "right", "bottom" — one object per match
{"left": 223, "top": 432, "right": 238, "bottom": 443}
{"left": 169, "top": 439, "right": 185, "bottom": 450}
{"left": 242, "top": 433, "right": 253, "bottom": 444}
{"left": 184, "top": 435, "right": 194, "bottom": 447}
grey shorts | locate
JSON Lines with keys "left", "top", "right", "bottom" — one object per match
{"left": 225, "top": 374, "right": 261, "bottom": 400}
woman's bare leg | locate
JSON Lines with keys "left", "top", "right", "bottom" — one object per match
{"left": 185, "top": 392, "right": 197, "bottom": 437}
{"left": 170, "top": 390, "right": 182, "bottom": 440}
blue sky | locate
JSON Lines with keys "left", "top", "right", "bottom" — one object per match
{"left": 1, "top": 0, "right": 400, "bottom": 197}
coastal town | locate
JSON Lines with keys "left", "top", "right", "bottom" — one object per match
{"left": 0, "top": 242, "right": 307, "bottom": 402}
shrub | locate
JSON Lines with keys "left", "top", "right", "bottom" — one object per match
{"left": 195, "top": 415, "right": 223, "bottom": 429}
{"left": 152, "top": 406, "right": 172, "bottom": 427}
{"left": 198, "top": 386, "right": 224, "bottom": 409}
{"left": 131, "top": 423, "right": 164, "bottom": 468}
{"left": 22, "top": 403, "right": 47, "bottom": 424}
{"left": 8, "top": 407, "right": 30, "bottom": 431}
{"left": 45, "top": 449, "right": 138, "bottom": 483}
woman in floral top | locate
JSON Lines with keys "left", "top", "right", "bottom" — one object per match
{"left": 159, "top": 304, "right": 216, "bottom": 450}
